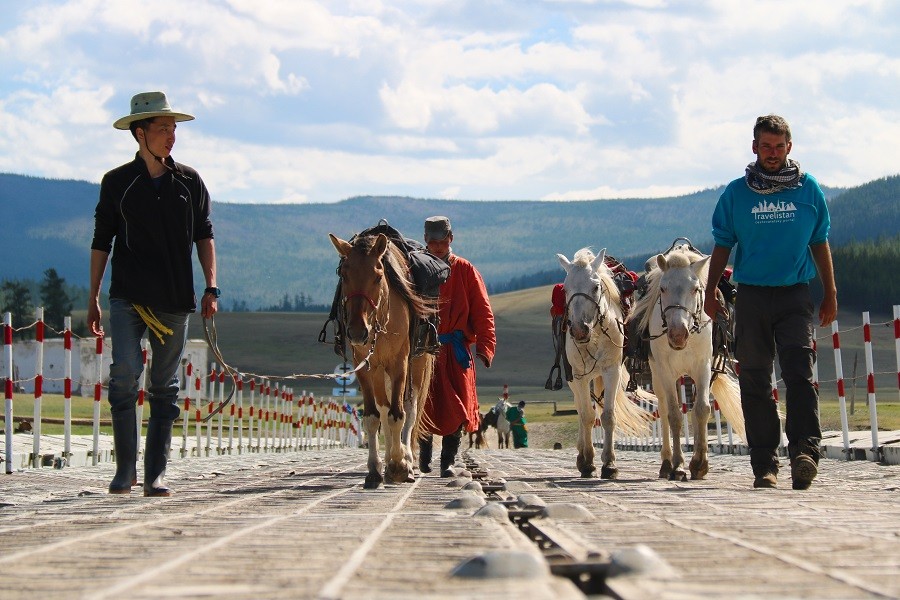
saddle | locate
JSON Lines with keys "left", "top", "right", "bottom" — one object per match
{"left": 319, "top": 219, "right": 451, "bottom": 359}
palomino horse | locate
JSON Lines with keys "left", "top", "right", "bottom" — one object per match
{"left": 329, "top": 233, "right": 436, "bottom": 489}
{"left": 630, "top": 244, "right": 746, "bottom": 481}
{"left": 558, "top": 248, "right": 654, "bottom": 479}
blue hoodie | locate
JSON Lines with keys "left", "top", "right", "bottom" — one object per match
{"left": 711, "top": 172, "right": 829, "bottom": 287}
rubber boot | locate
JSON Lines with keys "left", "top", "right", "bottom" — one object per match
{"left": 440, "top": 431, "right": 462, "bottom": 477}
{"left": 108, "top": 408, "right": 138, "bottom": 494}
{"left": 144, "top": 417, "right": 174, "bottom": 497}
{"left": 419, "top": 435, "right": 433, "bottom": 473}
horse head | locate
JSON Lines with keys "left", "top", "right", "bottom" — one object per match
{"left": 655, "top": 250, "right": 710, "bottom": 350}
{"left": 558, "top": 248, "right": 610, "bottom": 343}
{"left": 329, "top": 232, "right": 390, "bottom": 347}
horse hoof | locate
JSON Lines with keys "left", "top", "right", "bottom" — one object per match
{"left": 659, "top": 460, "right": 673, "bottom": 479}
{"left": 386, "top": 463, "right": 411, "bottom": 484}
{"left": 689, "top": 459, "right": 709, "bottom": 480}
{"left": 600, "top": 466, "right": 618, "bottom": 480}
{"left": 669, "top": 469, "right": 687, "bottom": 482}
{"left": 364, "top": 473, "right": 384, "bottom": 489}
{"left": 579, "top": 469, "right": 595, "bottom": 478}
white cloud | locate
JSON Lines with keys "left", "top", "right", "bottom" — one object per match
{"left": 0, "top": 0, "right": 898, "bottom": 203}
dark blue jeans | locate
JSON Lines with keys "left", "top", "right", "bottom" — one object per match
{"left": 107, "top": 298, "right": 187, "bottom": 421}
{"left": 734, "top": 284, "right": 821, "bottom": 475}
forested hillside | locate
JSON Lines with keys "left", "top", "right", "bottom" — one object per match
{"left": 2, "top": 172, "right": 897, "bottom": 310}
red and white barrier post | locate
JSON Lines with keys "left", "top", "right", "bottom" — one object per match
{"left": 92, "top": 335, "right": 103, "bottom": 466}
{"left": 3, "top": 312, "right": 14, "bottom": 473}
{"left": 893, "top": 305, "right": 900, "bottom": 404}
{"left": 63, "top": 316, "right": 72, "bottom": 463}
{"left": 193, "top": 366, "right": 202, "bottom": 456}
{"left": 181, "top": 362, "right": 192, "bottom": 458}
{"left": 137, "top": 339, "right": 148, "bottom": 458}
{"left": 862, "top": 312, "right": 879, "bottom": 459}
{"left": 831, "top": 320, "right": 850, "bottom": 456}
{"left": 32, "top": 307, "right": 44, "bottom": 467}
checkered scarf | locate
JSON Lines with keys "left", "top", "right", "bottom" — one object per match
{"left": 745, "top": 158, "right": 802, "bottom": 195}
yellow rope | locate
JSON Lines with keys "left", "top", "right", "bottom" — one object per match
{"left": 133, "top": 304, "right": 174, "bottom": 345}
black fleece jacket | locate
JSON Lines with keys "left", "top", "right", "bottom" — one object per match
{"left": 91, "top": 153, "right": 214, "bottom": 312}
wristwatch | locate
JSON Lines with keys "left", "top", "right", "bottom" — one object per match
{"left": 204, "top": 287, "right": 221, "bottom": 298}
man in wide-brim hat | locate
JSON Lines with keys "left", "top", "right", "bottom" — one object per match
{"left": 89, "top": 91, "right": 219, "bottom": 497}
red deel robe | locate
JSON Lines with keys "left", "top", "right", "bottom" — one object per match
{"left": 423, "top": 254, "right": 496, "bottom": 436}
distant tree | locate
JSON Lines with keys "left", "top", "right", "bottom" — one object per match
{"left": 230, "top": 298, "right": 249, "bottom": 312}
{"left": 39, "top": 268, "right": 73, "bottom": 332}
{"left": 1, "top": 280, "right": 34, "bottom": 340}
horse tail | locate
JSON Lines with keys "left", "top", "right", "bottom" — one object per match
{"left": 413, "top": 353, "right": 436, "bottom": 445}
{"left": 710, "top": 374, "right": 746, "bottom": 442}
{"left": 611, "top": 365, "right": 656, "bottom": 437}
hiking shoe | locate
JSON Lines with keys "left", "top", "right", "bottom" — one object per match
{"left": 791, "top": 454, "right": 818, "bottom": 490}
{"left": 753, "top": 472, "right": 777, "bottom": 489}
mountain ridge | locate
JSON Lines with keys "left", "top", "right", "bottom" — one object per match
{"left": 2, "top": 172, "right": 897, "bottom": 308}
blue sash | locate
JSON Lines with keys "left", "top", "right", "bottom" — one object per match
{"left": 438, "top": 330, "right": 471, "bottom": 369}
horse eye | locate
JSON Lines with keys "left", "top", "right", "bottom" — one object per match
{"left": 660, "top": 286, "right": 667, "bottom": 294}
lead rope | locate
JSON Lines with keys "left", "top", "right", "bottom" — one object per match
{"left": 200, "top": 314, "right": 378, "bottom": 422}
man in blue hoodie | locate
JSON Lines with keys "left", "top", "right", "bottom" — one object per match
{"left": 704, "top": 114, "right": 837, "bottom": 490}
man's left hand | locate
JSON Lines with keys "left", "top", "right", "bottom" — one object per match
{"left": 818, "top": 294, "right": 837, "bottom": 327}
{"left": 477, "top": 353, "right": 491, "bottom": 368}
{"left": 201, "top": 294, "right": 218, "bottom": 319}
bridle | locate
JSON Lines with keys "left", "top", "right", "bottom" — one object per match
{"left": 652, "top": 284, "right": 708, "bottom": 339}
{"left": 564, "top": 281, "right": 626, "bottom": 379}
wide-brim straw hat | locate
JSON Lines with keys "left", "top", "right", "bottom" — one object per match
{"left": 113, "top": 91, "right": 194, "bottom": 130}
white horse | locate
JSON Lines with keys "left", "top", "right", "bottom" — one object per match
{"left": 558, "top": 248, "right": 655, "bottom": 479}
{"left": 631, "top": 244, "right": 746, "bottom": 481}
{"left": 493, "top": 399, "right": 512, "bottom": 448}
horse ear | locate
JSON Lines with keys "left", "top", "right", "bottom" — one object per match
{"left": 592, "top": 248, "right": 607, "bottom": 272}
{"left": 557, "top": 253, "right": 571, "bottom": 272}
{"left": 329, "top": 233, "right": 352, "bottom": 257}
{"left": 656, "top": 253, "right": 668, "bottom": 272}
{"left": 691, "top": 255, "right": 711, "bottom": 277}
{"left": 371, "top": 233, "right": 389, "bottom": 257}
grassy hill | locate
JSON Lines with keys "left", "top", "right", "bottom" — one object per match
{"left": 184, "top": 286, "right": 900, "bottom": 414}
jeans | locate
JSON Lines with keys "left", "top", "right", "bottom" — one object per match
{"left": 734, "top": 284, "right": 821, "bottom": 474}
{"left": 107, "top": 298, "right": 188, "bottom": 421}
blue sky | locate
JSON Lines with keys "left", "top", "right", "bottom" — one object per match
{"left": 1, "top": 0, "right": 898, "bottom": 204}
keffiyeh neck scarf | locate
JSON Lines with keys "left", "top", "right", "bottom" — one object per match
{"left": 745, "top": 158, "right": 803, "bottom": 195}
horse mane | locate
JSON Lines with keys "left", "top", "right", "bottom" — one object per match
{"left": 351, "top": 234, "right": 437, "bottom": 318}
{"left": 571, "top": 248, "right": 622, "bottom": 311}
{"left": 631, "top": 245, "right": 707, "bottom": 332}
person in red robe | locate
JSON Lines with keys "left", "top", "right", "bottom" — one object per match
{"left": 419, "top": 216, "right": 496, "bottom": 477}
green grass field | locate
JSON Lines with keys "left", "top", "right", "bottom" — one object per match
{"left": 14, "top": 288, "right": 900, "bottom": 433}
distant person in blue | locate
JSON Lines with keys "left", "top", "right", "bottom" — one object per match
{"left": 704, "top": 114, "right": 837, "bottom": 491}
{"left": 88, "top": 91, "right": 219, "bottom": 497}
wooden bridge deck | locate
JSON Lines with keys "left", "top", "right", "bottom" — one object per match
{"left": 0, "top": 447, "right": 897, "bottom": 599}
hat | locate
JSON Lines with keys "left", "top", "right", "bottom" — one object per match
{"left": 113, "top": 91, "right": 195, "bottom": 130}
{"left": 424, "top": 216, "right": 452, "bottom": 241}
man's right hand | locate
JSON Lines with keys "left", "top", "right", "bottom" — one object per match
{"left": 703, "top": 291, "right": 724, "bottom": 321}
{"left": 87, "top": 300, "right": 104, "bottom": 337}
